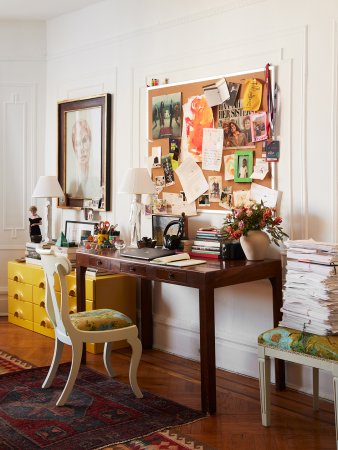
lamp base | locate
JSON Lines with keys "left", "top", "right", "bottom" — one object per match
{"left": 129, "top": 194, "right": 142, "bottom": 247}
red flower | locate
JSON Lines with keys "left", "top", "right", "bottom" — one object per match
{"left": 273, "top": 216, "right": 282, "bottom": 225}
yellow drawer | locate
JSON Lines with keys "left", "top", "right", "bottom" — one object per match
{"left": 8, "top": 297, "right": 33, "bottom": 322}
{"left": 33, "top": 285, "right": 46, "bottom": 305}
{"left": 63, "top": 273, "right": 94, "bottom": 301}
{"left": 8, "top": 280, "right": 33, "bottom": 303}
{"left": 8, "top": 261, "right": 43, "bottom": 284}
{"left": 33, "top": 304, "right": 55, "bottom": 338}
{"left": 8, "top": 313, "right": 34, "bottom": 331}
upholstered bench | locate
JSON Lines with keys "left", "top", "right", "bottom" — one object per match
{"left": 258, "top": 327, "right": 338, "bottom": 449}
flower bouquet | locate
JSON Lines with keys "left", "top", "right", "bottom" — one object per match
{"left": 220, "top": 202, "right": 288, "bottom": 246}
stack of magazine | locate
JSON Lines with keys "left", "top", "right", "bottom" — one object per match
{"left": 279, "top": 239, "right": 338, "bottom": 335}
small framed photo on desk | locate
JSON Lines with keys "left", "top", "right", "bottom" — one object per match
{"left": 65, "top": 220, "right": 97, "bottom": 245}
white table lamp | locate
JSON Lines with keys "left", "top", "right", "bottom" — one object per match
{"left": 119, "top": 168, "right": 156, "bottom": 247}
{"left": 32, "top": 176, "right": 64, "bottom": 242}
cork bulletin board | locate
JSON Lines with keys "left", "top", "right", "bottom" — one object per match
{"left": 148, "top": 68, "right": 273, "bottom": 213}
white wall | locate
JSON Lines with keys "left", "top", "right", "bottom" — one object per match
{"left": 2, "top": 0, "right": 337, "bottom": 400}
{"left": 0, "top": 21, "right": 46, "bottom": 315}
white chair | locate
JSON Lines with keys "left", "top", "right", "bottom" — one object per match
{"left": 258, "top": 326, "right": 338, "bottom": 449}
{"left": 38, "top": 249, "right": 143, "bottom": 406}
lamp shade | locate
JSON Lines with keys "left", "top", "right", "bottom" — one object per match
{"left": 32, "top": 176, "right": 64, "bottom": 198}
{"left": 119, "top": 168, "right": 156, "bottom": 194}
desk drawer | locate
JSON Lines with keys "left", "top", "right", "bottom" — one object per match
{"left": 120, "top": 262, "right": 147, "bottom": 276}
{"left": 88, "top": 256, "right": 111, "bottom": 271}
{"left": 152, "top": 268, "right": 187, "bottom": 283}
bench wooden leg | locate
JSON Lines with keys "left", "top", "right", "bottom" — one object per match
{"left": 313, "top": 367, "right": 319, "bottom": 411}
{"left": 258, "top": 346, "right": 271, "bottom": 427}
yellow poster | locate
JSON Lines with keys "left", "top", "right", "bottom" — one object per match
{"left": 242, "top": 79, "right": 262, "bottom": 111}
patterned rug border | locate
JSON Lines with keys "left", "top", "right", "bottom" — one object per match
{"left": 107, "top": 429, "right": 216, "bottom": 450}
{"left": 95, "top": 414, "right": 208, "bottom": 450}
{"left": 0, "top": 349, "right": 36, "bottom": 370}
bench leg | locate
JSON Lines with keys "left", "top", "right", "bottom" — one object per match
{"left": 258, "top": 346, "right": 271, "bottom": 427}
{"left": 313, "top": 367, "right": 319, "bottom": 411}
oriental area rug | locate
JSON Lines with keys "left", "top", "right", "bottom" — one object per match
{"left": 0, "top": 360, "right": 209, "bottom": 450}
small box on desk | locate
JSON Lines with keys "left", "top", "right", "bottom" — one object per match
{"left": 221, "top": 242, "right": 246, "bottom": 260}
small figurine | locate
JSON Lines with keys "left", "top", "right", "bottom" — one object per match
{"left": 29, "top": 205, "right": 42, "bottom": 243}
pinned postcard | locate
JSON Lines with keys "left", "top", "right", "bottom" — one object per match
{"left": 251, "top": 158, "right": 269, "bottom": 180}
{"left": 233, "top": 190, "right": 251, "bottom": 207}
{"left": 219, "top": 186, "right": 233, "bottom": 210}
{"left": 175, "top": 155, "right": 209, "bottom": 204}
{"left": 163, "top": 192, "right": 197, "bottom": 216}
{"left": 224, "top": 154, "right": 235, "bottom": 180}
{"left": 242, "top": 79, "right": 262, "bottom": 111}
{"left": 208, "top": 175, "right": 222, "bottom": 203}
{"left": 203, "top": 77, "right": 230, "bottom": 107}
{"left": 250, "top": 182, "right": 278, "bottom": 208}
{"left": 169, "top": 138, "right": 181, "bottom": 170}
{"left": 202, "top": 128, "right": 223, "bottom": 171}
{"left": 265, "top": 140, "right": 280, "bottom": 161}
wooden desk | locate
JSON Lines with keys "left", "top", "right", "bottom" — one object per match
{"left": 76, "top": 250, "right": 284, "bottom": 414}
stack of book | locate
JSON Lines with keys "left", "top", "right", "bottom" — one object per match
{"left": 51, "top": 245, "right": 78, "bottom": 269}
{"left": 279, "top": 239, "right": 338, "bottom": 335}
{"left": 189, "top": 228, "right": 221, "bottom": 259}
{"left": 86, "top": 267, "right": 112, "bottom": 278}
{"left": 25, "top": 242, "right": 42, "bottom": 265}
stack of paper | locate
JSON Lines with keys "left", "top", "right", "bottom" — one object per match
{"left": 279, "top": 240, "right": 338, "bottom": 335}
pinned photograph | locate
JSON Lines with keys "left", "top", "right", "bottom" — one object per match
{"left": 234, "top": 150, "right": 253, "bottom": 183}
{"left": 208, "top": 176, "right": 222, "bottom": 202}
{"left": 251, "top": 112, "right": 268, "bottom": 142}
{"left": 219, "top": 187, "right": 233, "bottom": 210}
{"left": 155, "top": 175, "right": 165, "bottom": 193}
{"left": 152, "top": 93, "right": 182, "bottom": 140}
{"left": 161, "top": 154, "right": 175, "bottom": 186}
{"left": 152, "top": 146, "right": 162, "bottom": 168}
{"left": 169, "top": 138, "right": 181, "bottom": 170}
{"left": 224, "top": 82, "right": 240, "bottom": 107}
{"left": 153, "top": 198, "right": 167, "bottom": 214}
{"left": 198, "top": 194, "right": 210, "bottom": 206}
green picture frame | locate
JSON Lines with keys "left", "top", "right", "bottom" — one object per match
{"left": 234, "top": 150, "right": 253, "bottom": 183}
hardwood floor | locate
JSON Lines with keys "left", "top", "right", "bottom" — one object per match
{"left": 0, "top": 317, "right": 336, "bottom": 449}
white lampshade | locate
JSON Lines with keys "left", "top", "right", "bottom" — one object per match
{"left": 119, "top": 168, "right": 156, "bottom": 194}
{"left": 32, "top": 176, "right": 64, "bottom": 198}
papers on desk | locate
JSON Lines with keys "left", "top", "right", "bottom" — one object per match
{"left": 150, "top": 252, "right": 206, "bottom": 267}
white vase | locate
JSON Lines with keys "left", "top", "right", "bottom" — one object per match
{"left": 239, "top": 230, "right": 270, "bottom": 261}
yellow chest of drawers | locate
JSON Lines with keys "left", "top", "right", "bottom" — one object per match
{"left": 8, "top": 261, "right": 136, "bottom": 354}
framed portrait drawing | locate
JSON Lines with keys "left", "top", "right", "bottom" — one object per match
{"left": 65, "top": 220, "right": 97, "bottom": 244}
{"left": 234, "top": 150, "right": 253, "bottom": 183}
{"left": 57, "top": 94, "right": 112, "bottom": 210}
{"left": 151, "top": 214, "right": 188, "bottom": 247}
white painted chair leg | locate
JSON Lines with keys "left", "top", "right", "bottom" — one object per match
{"left": 312, "top": 367, "right": 319, "bottom": 411}
{"left": 56, "top": 342, "right": 82, "bottom": 406}
{"left": 42, "top": 338, "right": 64, "bottom": 389}
{"left": 127, "top": 335, "right": 143, "bottom": 398}
{"left": 332, "top": 365, "right": 338, "bottom": 450}
{"left": 103, "top": 341, "right": 116, "bottom": 378}
{"left": 258, "top": 346, "right": 271, "bottom": 427}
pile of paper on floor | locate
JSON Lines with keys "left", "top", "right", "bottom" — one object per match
{"left": 279, "top": 239, "right": 338, "bottom": 335}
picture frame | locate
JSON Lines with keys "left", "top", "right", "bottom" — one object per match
{"left": 57, "top": 94, "right": 112, "bottom": 210}
{"left": 151, "top": 214, "right": 188, "bottom": 247}
{"left": 234, "top": 150, "right": 253, "bottom": 183}
{"left": 65, "top": 220, "right": 97, "bottom": 244}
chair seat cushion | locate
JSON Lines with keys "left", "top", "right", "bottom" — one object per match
{"left": 258, "top": 327, "right": 338, "bottom": 361}
{"left": 70, "top": 308, "right": 133, "bottom": 331}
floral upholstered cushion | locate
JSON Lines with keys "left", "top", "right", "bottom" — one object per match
{"left": 258, "top": 327, "right": 338, "bottom": 361}
{"left": 70, "top": 308, "right": 133, "bottom": 331}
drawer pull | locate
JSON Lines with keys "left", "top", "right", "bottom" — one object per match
{"left": 39, "top": 281, "right": 45, "bottom": 289}
{"left": 14, "top": 310, "right": 23, "bottom": 319}
{"left": 40, "top": 319, "right": 52, "bottom": 329}
{"left": 13, "top": 292, "right": 23, "bottom": 301}
{"left": 168, "top": 272, "right": 175, "bottom": 280}
{"left": 13, "top": 274, "right": 23, "bottom": 283}
{"left": 69, "top": 308, "right": 77, "bottom": 314}
{"left": 69, "top": 289, "right": 76, "bottom": 297}
{"left": 39, "top": 301, "right": 45, "bottom": 308}
{"left": 96, "top": 260, "right": 103, "bottom": 266}
{"left": 129, "top": 267, "right": 136, "bottom": 272}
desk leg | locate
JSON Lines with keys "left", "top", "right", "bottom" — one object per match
{"left": 270, "top": 274, "right": 286, "bottom": 391}
{"left": 76, "top": 265, "right": 87, "bottom": 364}
{"left": 140, "top": 279, "right": 153, "bottom": 349}
{"left": 199, "top": 286, "right": 216, "bottom": 414}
